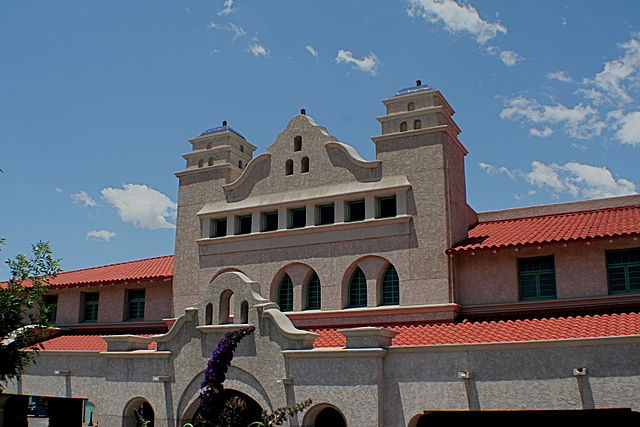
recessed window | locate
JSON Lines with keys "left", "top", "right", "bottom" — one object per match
{"left": 381, "top": 265, "right": 399, "bottom": 305}
{"left": 407, "top": 102, "right": 415, "bottom": 111}
{"left": 347, "top": 200, "right": 365, "bottom": 222}
{"left": 278, "top": 274, "right": 293, "bottom": 312}
{"left": 240, "top": 145, "right": 244, "bottom": 153}
{"left": 198, "top": 159, "right": 204, "bottom": 168}
{"left": 285, "top": 159, "right": 294, "bottom": 175}
{"left": 317, "top": 204, "right": 335, "bottom": 225}
{"left": 211, "top": 218, "right": 227, "bottom": 238}
{"left": 294, "top": 136, "right": 302, "bottom": 151}
{"left": 519, "top": 256, "right": 556, "bottom": 300}
{"left": 238, "top": 160, "right": 243, "bottom": 169}
{"left": 607, "top": 248, "right": 640, "bottom": 293}
{"left": 236, "top": 215, "right": 252, "bottom": 235}
{"left": 262, "top": 211, "right": 278, "bottom": 232}
{"left": 348, "top": 267, "right": 367, "bottom": 308}
{"left": 44, "top": 294, "right": 58, "bottom": 323}
{"left": 82, "top": 292, "right": 99, "bottom": 322}
{"left": 306, "top": 272, "right": 321, "bottom": 310}
{"left": 126, "top": 289, "right": 145, "bottom": 321}
{"left": 289, "top": 207, "right": 306, "bottom": 229}
{"left": 400, "top": 121, "right": 407, "bottom": 132}
{"left": 208, "top": 157, "right": 214, "bottom": 166}
{"left": 301, "top": 156, "right": 309, "bottom": 173}
{"left": 414, "top": 119, "right": 422, "bottom": 130}
{"left": 376, "top": 196, "right": 397, "bottom": 218}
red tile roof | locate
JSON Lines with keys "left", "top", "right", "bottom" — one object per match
{"left": 40, "top": 334, "right": 157, "bottom": 351}
{"left": 309, "top": 311, "right": 640, "bottom": 347}
{"left": 45, "top": 255, "right": 173, "bottom": 288}
{"left": 449, "top": 205, "right": 640, "bottom": 253}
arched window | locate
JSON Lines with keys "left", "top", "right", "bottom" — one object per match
{"left": 301, "top": 156, "right": 309, "bottom": 173}
{"left": 348, "top": 267, "right": 367, "bottom": 308}
{"left": 205, "top": 303, "right": 213, "bottom": 325}
{"left": 294, "top": 135, "right": 302, "bottom": 151}
{"left": 123, "top": 398, "right": 155, "bottom": 427}
{"left": 381, "top": 265, "right": 400, "bottom": 305}
{"left": 198, "top": 159, "right": 204, "bottom": 168}
{"left": 407, "top": 102, "right": 415, "bottom": 111}
{"left": 240, "top": 300, "right": 249, "bottom": 323}
{"left": 400, "top": 121, "right": 407, "bottom": 132}
{"left": 285, "top": 159, "right": 294, "bottom": 175}
{"left": 219, "top": 290, "right": 234, "bottom": 324}
{"left": 306, "top": 272, "right": 321, "bottom": 310}
{"left": 208, "top": 157, "right": 214, "bottom": 166}
{"left": 278, "top": 274, "right": 293, "bottom": 312}
{"left": 240, "top": 145, "right": 244, "bottom": 153}
{"left": 238, "top": 160, "right": 243, "bottom": 169}
{"left": 414, "top": 119, "right": 422, "bottom": 130}
{"left": 314, "top": 407, "right": 346, "bottom": 427}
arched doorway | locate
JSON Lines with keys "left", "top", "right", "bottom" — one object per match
{"left": 188, "top": 389, "right": 263, "bottom": 427}
{"left": 303, "top": 404, "right": 347, "bottom": 427}
{"left": 122, "top": 398, "right": 154, "bottom": 427}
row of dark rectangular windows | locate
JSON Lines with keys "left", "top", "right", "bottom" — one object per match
{"left": 43, "top": 289, "right": 146, "bottom": 323}
{"left": 519, "top": 248, "right": 640, "bottom": 300}
{"left": 210, "top": 195, "right": 397, "bottom": 238}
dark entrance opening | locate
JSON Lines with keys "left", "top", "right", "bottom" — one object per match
{"left": 315, "top": 407, "right": 346, "bottom": 427}
{"left": 192, "top": 389, "right": 262, "bottom": 427}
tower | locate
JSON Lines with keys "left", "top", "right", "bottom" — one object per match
{"left": 173, "top": 122, "right": 256, "bottom": 311}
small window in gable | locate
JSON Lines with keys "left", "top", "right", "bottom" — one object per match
{"left": 240, "top": 145, "right": 244, "bottom": 153}
{"left": 198, "top": 159, "right": 204, "bottom": 168}
{"left": 301, "top": 156, "right": 309, "bottom": 173}
{"left": 407, "top": 102, "right": 415, "bottom": 111}
{"left": 207, "top": 142, "right": 212, "bottom": 149}
{"left": 208, "top": 157, "right": 214, "bottom": 166}
{"left": 294, "top": 136, "right": 302, "bottom": 151}
{"left": 285, "top": 159, "right": 294, "bottom": 175}
{"left": 400, "top": 122, "right": 407, "bottom": 132}
{"left": 414, "top": 119, "right": 422, "bottom": 130}
{"left": 238, "top": 160, "right": 243, "bottom": 169}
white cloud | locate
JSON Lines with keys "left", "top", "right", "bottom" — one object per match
{"left": 305, "top": 45, "right": 318, "bottom": 58}
{"left": 500, "top": 96, "right": 606, "bottom": 140}
{"left": 208, "top": 21, "right": 245, "bottom": 39}
{"left": 499, "top": 50, "right": 520, "bottom": 67}
{"left": 608, "top": 110, "right": 640, "bottom": 146}
{"left": 584, "top": 39, "right": 640, "bottom": 104}
{"left": 335, "top": 49, "right": 379, "bottom": 75}
{"left": 408, "top": 0, "right": 506, "bottom": 44}
{"left": 54, "top": 188, "right": 63, "bottom": 193}
{"left": 218, "top": 0, "right": 236, "bottom": 15}
{"left": 86, "top": 230, "right": 116, "bottom": 242}
{"left": 248, "top": 42, "right": 269, "bottom": 57}
{"left": 547, "top": 70, "right": 573, "bottom": 83}
{"left": 529, "top": 127, "right": 554, "bottom": 138}
{"left": 71, "top": 190, "right": 97, "bottom": 207}
{"left": 480, "top": 161, "right": 637, "bottom": 199}
{"left": 101, "top": 184, "right": 176, "bottom": 230}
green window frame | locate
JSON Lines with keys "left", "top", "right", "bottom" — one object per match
{"left": 44, "top": 294, "right": 58, "bottom": 323}
{"left": 346, "top": 200, "right": 365, "bottom": 222}
{"left": 236, "top": 215, "right": 252, "bottom": 235}
{"left": 348, "top": 267, "right": 367, "bottom": 308}
{"left": 82, "top": 292, "right": 99, "bottom": 322}
{"left": 262, "top": 211, "right": 278, "bottom": 232}
{"left": 306, "top": 272, "right": 321, "bottom": 310}
{"left": 607, "top": 248, "right": 640, "bottom": 293}
{"left": 126, "top": 289, "right": 145, "bottom": 321}
{"left": 376, "top": 196, "right": 397, "bottom": 219}
{"left": 211, "top": 218, "right": 227, "bottom": 237}
{"left": 381, "top": 265, "right": 399, "bottom": 305}
{"left": 518, "top": 256, "right": 556, "bottom": 300}
{"left": 278, "top": 274, "right": 293, "bottom": 312}
{"left": 289, "top": 207, "right": 306, "bottom": 229}
{"left": 317, "top": 204, "right": 335, "bottom": 225}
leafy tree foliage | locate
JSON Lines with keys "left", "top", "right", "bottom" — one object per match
{"left": 0, "top": 239, "right": 60, "bottom": 391}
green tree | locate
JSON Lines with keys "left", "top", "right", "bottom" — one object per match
{"left": 0, "top": 239, "right": 60, "bottom": 391}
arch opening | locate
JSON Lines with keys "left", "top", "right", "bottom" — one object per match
{"left": 278, "top": 274, "right": 294, "bottom": 312}
{"left": 188, "top": 389, "right": 263, "bottom": 427}
{"left": 285, "top": 159, "right": 294, "bottom": 175}
{"left": 219, "top": 290, "right": 235, "bottom": 324}
{"left": 122, "top": 398, "right": 154, "bottom": 427}
{"left": 347, "top": 267, "right": 367, "bottom": 308}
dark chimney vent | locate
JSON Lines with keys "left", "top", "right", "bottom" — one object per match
{"left": 222, "top": 120, "right": 227, "bottom": 126}
{"left": 416, "top": 80, "right": 422, "bottom": 86}
{"left": 300, "top": 108, "right": 306, "bottom": 115}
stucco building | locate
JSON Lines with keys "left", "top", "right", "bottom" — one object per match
{"left": 2, "top": 82, "right": 640, "bottom": 426}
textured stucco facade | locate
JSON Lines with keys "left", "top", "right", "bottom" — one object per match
{"left": 3, "top": 84, "right": 640, "bottom": 426}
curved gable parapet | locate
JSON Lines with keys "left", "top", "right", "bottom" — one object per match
{"left": 266, "top": 114, "right": 336, "bottom": 152}
{"left": 223, "top": 153, "right": 271, "bottom": 202}
{"left": 325, "top": 141, "right": 382, "bottom": 182}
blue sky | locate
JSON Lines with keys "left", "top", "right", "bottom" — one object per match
{"left": 1, "top": 1, "right": 639, "bottom": 277}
